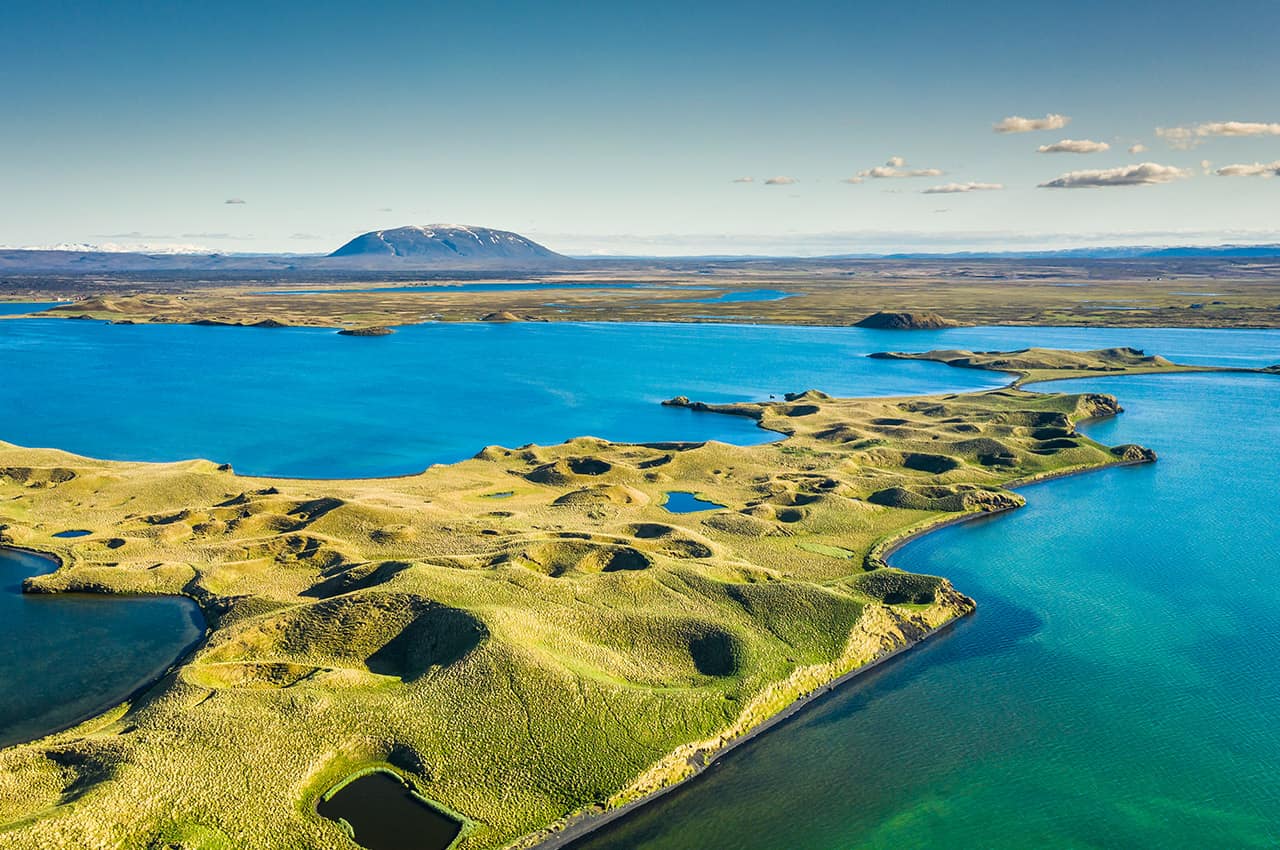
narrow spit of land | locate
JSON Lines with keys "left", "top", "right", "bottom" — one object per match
{"left": 0, "top": 348, "right": 1266, "bottom": 850}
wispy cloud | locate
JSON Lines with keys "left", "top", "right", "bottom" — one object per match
{"left": 1157, "top": 121, "right": 1280, "bottom": 149}
{"left": 731, "top": 176, "right": 755, "bottom": 183}
{"left": 1128, "top": 143, "right": 1147, "bottom": 154}
{"left": 922, "top": 182, "right": 1004, "bottom": 194}
{"left": 181, "top": 232, "right": 251, "bottom": 240}
{"left": 994, "top": 113, "right": 1070, "bottom": 133}
{"left": 856, "top": 157, "right": 943, "bottom": 179}
{"left": 1216, "top": 160, "right": 1280, "bottom": 177}
{"left": 224, "top": 198, "right": 247, "bottom": 205}
{"left": 1037, "top": 139, "right": 1110, "bottom": 154}
{"left": 1039, "top": 162, "right": 1190, "bottom": 189}
{"left": 763, "top": 176, "right": 797, "bottom": 185}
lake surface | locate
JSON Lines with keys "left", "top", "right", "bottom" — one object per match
{"left": 2, "top": 319, "right": 1277, "bottom": 478}
{"left": 261, "top": 282, "right": 714, "bottom": 296}
{"left": 0, "top": 548, "right": 205, "bottom": 748}
{"left": 0, "top": 319, "right": 1277, "bottom": 842}
{"left": 662, "top": 492, "right": 726, "bottom": 513}
{"left": 568, "top": 371, "right": 1280, "bottom": 850}
{"left": 656, "top": 289, "right": 792, "bottom": 304}
{"left": 317, "top": 770, "right": 463, "bottom": 850}
{"left": 0, "top": 302, "right": 62, "bottom": 315}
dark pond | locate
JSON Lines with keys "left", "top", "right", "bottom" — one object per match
{"left": 317, "top": 769, "right": 462, "bottom": 850}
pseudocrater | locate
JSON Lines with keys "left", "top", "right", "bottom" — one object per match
{"left": 317, "top": 768, "right": 464, "bottom": 850}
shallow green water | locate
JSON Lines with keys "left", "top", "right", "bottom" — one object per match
{"left": 571, "top": 372, "right": 1280, "bottom": 849}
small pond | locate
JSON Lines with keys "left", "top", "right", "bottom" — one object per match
{"left": 662, "top": 491, "right": 726, "bottom": 513}
{"left": 317, "top": 769, "right": 463, "bottom": 850}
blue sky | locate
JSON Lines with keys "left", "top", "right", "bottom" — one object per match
{"left": 3, "top": 0, "right": 1279, "bottom": 255}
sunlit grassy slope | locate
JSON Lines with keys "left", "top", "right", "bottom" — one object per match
{"left": 0, "top": 368, "right": 1161, "bottom": 849}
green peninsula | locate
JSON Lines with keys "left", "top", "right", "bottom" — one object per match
{"left": 0, "top": 354, "right": 1181, "bottom": 849}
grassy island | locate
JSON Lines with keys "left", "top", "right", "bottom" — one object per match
{"left": 0, "top": 352, "right": 1203, "bottom": 850}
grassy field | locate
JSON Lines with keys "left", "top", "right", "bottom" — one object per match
{"left": 2, "top": 255, "right": 1279, "bottom": 329}
{"left": 0, "top": 350, "right": 1197, "bottom": 850}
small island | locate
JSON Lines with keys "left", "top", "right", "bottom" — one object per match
{"left": 338, "top": 326, "right": 396, "bottom": 337}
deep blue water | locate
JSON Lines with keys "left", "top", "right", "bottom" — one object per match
{"left": 0, "top": 320, "right": 1018, "bottom": 478}
{"left": 259, "top": 281, "right": 714, "bottom": 295}
{"left": 662, "top": 491, "right": 726, "bottom": 513}
{"left": 0, "top": 302, "right": 62, "bottom": 315}
{"left": 570, "top": 371, "right": 1280, "bottom": 850}
{"left": 657, "top": 289, "right": 793, "bottom": 304}
{"left": 0, "top": 548, "right": 204, "bottom": 748}
{"left": 1, "top": 319, "right": 1276, "bottom": 479}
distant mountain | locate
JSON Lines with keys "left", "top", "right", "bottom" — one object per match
{"left": 871, "top": 244, "right": 1280, "bottom": 260}
{"left": 329, "top": 225, "right": 567, "bottom": 267}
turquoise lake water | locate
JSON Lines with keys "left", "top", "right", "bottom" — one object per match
{"left": 1, "top": 319, "right": 1276, "bottom": 478}
{"left": 662, "top": 491, "right": 727, "bottom": 513}
{"left": 1, "top": 318, "right": 1278, "bottom": 843}
{"left": 0, "top": 302, "right": 61, "bottom": 315}
{"left": 0, "top": 548, "right": 204, "bottom": 748}
{"left": 261, "top": 282, "right": 716, "bottom": 295}
{"left": 570, "top": 371, "right": 1280, "bottom": 850}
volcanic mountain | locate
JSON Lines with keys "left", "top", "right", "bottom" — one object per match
{"left": 329, "top": 225, "right": 568, "bottom": 267}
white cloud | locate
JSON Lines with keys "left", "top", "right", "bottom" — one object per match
{"left": 861, "top": 166, "right": 944, "bottom": 178}
{"left": 1216, "top": 161, "right": 1280, "bottom": 177}
{"left": 857, "top": 157, "right": 943, "bottom": 179}
{"left": 224, "top": 198, "right": 247, "bottom": 204}
{"left": 1129, "top": 143, "right": 1147, "bottom": 154}
{"left": 763, "top": 176, "right": 797, "bottom": 185}
{"left": 1194, "top": 121, "right": 1280, "bottom": 136}
{"left": 731, "top": 176, "right": 754, "bottom": 183}
{"left": 922, "top": 182, "right": 1005, "bottom": 194}
{"left": 1039, "top": 162, "right": 1190, "bottom": 189}
{"left": 841, "top": 176, "right": 865, "bottom": 184}
{"left": 994, "top": 113, "right": 1070, "bottom": 133}
{"left": 1037, "top": 139, "right": 1110, "bottom": 154}
{"left": 1157, "top": 121, "right": 1280, "bottom": 149}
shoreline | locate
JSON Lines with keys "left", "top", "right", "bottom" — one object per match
{"left": 518, "top": 414, "right": 1154, "bottom": 850}
{"left": 520, "top": 608, "right": 971, "bottom": 850}
{"left": 0, "top": 544, "right": 210, "bottom": 750}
